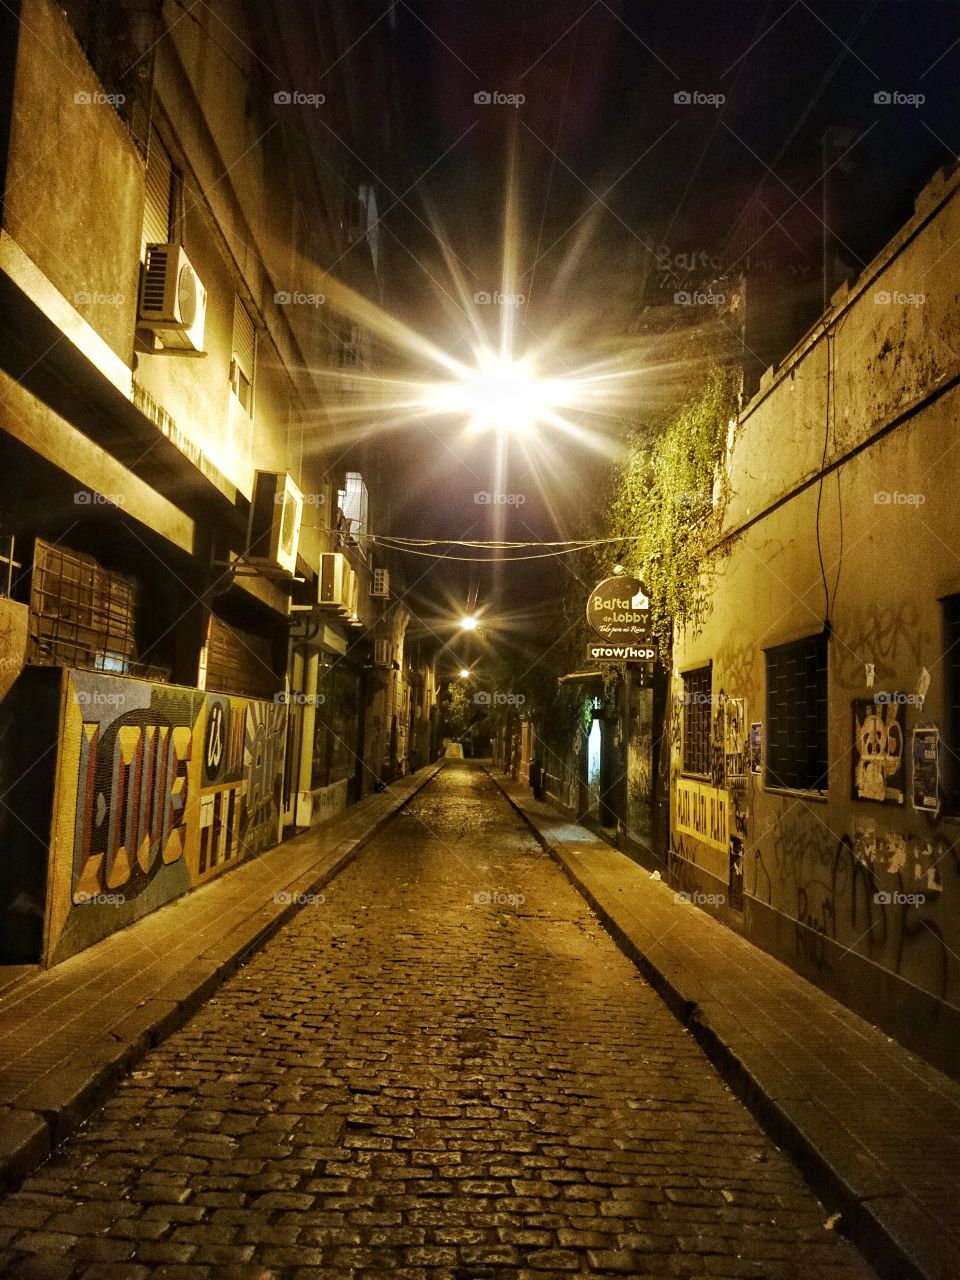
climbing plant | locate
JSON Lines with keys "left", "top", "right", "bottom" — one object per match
{"left": 610, "top": 365, "right": 739, "bottom": 659}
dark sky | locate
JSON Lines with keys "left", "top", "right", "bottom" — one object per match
{"left": 343, "top": 0, "right": 960, "bottom": 660}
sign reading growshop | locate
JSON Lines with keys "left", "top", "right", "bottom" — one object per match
{"left": 586, "top": 573, "right": 650, "bottom": 646}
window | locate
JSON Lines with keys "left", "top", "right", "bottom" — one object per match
{"left": 944, "top": 595, "right": 960, "bottom": 813}
{"left": 141, "top": 128, "right": 176, "bottom": 256}
{"left": 765, "top": 633, "right": 828, "bottom": 793}
{"left": 231, "top": 297, "right": 256, "bottom": 416}
{"left": 681, "top": 665, "right": 711, "bottom": 776}
{"left": 59, "top": 0, "right": 158, "bottom": 156}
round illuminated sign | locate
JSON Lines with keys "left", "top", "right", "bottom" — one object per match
{"left": 586, "top": 574, "right": 650, "bottom": 642}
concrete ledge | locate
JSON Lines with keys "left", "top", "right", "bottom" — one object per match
{"left": 487, "top": 766, "right": 960, "bottom": 1280}
{"left": 0, "top": 761, "right": 444, "bottom": 1191}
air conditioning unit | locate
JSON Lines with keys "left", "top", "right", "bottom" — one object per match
{"left": 371, "top": 567, "right": 390, "bottom": 598}
{"left": 317, "top": 551, "right": 351, "bottom": 613}
{"left": 138, "top": 244, "right": 207, "bottom": 353}
{"left": 373, "top": 639, "right": 392, "bottom": 667}
{"left": 247, "top": 471, "right": 303, "bottom": 576}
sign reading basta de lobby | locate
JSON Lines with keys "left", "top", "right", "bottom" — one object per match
{"left": 586, "top": 573, "right": 655, "bottom": 662}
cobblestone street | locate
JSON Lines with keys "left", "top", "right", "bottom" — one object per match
{"left": 0, "top": 763, "right": 876, "bottom": 1279}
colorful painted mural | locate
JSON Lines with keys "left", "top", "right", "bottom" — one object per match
{"left": 46, "top": 669, "right": 286, "bottom": 963}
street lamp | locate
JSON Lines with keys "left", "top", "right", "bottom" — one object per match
{"left": 458, "top": 668, "right": 471, "bottom": 679}
{"left": 459, "top": 615, "right": 479, "bottom": 631}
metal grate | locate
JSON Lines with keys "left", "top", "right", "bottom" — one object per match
{"left": 945, "top": 596, "right": 960, "bottom": 813}
{"left": 29, "top": 540, "right": 138, "bottom": 672}
{"left": 204, "top": 615, "right": 278, "bottom": 701}
{"left": 765, "top": 633, "right": 829, "bottom": 792}
{"left": 58, "top": 0, "right": 160, "bottom": 157}
{"left": 681, "top": 666, "right": 712, "bottom": 776}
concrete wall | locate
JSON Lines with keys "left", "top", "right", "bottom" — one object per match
{"left": 670, "top": 163, "right": 960, "bottom": 1075}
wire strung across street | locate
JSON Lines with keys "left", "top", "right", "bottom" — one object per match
{"left": 358, "top": 534, "right": 643, "bottom": 562}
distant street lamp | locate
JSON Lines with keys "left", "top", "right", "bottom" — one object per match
{"left": 458, "top": 668, "right": 471, "bottom": 679}
{"left": 459, "top": 615, "right": 479, "bottom": 631}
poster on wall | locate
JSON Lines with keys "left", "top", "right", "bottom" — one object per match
{"left": 852, "top": 696, "right": 905, "bottom": 805}
{"left": 912, "top": 726, "right": 940, "bottom": 813}
{"left": 748, "top": 722, "right": 762, "bottom": 774}
{"left": 723, "top": 697, "right": 746, "bottom": 785}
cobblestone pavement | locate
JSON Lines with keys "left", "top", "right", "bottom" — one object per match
{"left": 0, "top": 763, "right": 876, "bottom": 1279}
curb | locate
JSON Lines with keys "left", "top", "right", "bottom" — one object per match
{"left": 0, "top": 761, "right": 445, "bottom": 1194}
{"left": 486, "top": 766, "right": 927, "bottom": 1280}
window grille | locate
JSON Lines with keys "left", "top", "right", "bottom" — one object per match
{"left": 681, "top": 665, "right": 711, "bottom": 776}
{"left": 944, "top": 596, "right": 960, "bottom": 813}
{"left": 765, "top": 633, "right": 828, "bottom": 792}
{"left": 58, "top": 0, "right": 160, "bottom": 157}
{"left": 231, "top": 297, "right": 256, "bottom": 416}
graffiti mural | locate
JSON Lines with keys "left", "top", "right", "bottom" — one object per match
{"left": 48, "top": 670, "right": 286, "bottom": 963}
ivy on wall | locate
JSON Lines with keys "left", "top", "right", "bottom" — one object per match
{"left": 610, "top": 365, "right": 739, "bottom": 659}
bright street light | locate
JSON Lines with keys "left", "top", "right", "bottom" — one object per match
{"left": 459, "top": 615, "right": 479, "bottom": 631}
{"left": 458, "top": 668, "right": 471, "bottom": 679}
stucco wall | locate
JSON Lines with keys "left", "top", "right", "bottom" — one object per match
{"left": 3, "top": 0, "right": 143, "bottom": 362}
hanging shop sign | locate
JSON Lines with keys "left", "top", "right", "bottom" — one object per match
{"left": 586, "top": 641, "right": 656, "bottom": 662}
{"left": 586, "top": 574, "right": 650, "bottom": 643}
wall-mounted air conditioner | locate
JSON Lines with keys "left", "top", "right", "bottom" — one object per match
{"left": 138, "top": 244, "right": 207, "bottom": 353}
{"left": 317, "top": 551, "right": 351, "bottom": 613}
{"left": 371, "top": 567, "right": 389, "bottom": 598}
{"left": 373, "top": 639, "right": 393, "bottom": 667}
{"left": 247, "top": 471, "right": 303, "bottom": 576}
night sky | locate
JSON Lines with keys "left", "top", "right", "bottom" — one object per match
{"left": 341, "top": 1, "right": 960, "bottom": 659}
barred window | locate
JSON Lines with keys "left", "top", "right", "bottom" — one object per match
{"left": 681, "top": 665, "right": 711, "bottom": 776}
{"left": 765, "top": 633, "right": 828, "bottom": 793}
{"left": 944, "top": 595, "right": 960, "bottom": 813}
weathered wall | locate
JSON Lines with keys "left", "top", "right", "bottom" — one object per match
{"left": 0, "top": 597, "right": 28, "bottom": 700}
{"left": 3, "top": 0, "right": 143, "bottom": 360}
{"left": 670, "top": 165, "right": 960, "bottom": 1074}
{"left": 41, "top": 668, "right": 286, "bottom": 964}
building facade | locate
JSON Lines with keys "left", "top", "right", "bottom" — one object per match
{"left": 0, "top": 0, "right": 435, "bottom": 966}
{"left": 669, "top": 160, "right": 960, "bottom": 1075}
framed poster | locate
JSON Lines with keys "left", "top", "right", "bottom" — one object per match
{"left": 748, "top": 722, "right": 762, "bottom": 774}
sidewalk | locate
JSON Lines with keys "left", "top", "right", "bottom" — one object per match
{"left": 488, "top": 767, "right": 960, "bottom": 1280}
{"left": 0, "top": 760, "right": 445, "bottom": 1192}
